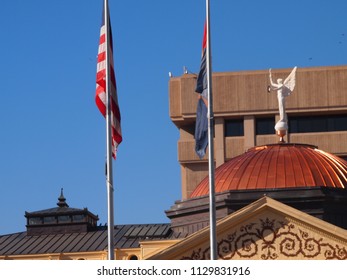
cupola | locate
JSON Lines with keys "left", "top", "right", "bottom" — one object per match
{"left": 25, "top": 189, "right": 99, "bottom": 236}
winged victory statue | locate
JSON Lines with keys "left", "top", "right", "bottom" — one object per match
{"left": 268, "top": 66, "right": 297, "bottom": 142}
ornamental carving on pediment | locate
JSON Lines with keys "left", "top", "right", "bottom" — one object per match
{"left": 181, "top": 218, "right": 347, "bottom": 260}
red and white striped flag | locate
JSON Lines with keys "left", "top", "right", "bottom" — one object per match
{"left": 95, "top": 5, "right": 122, "bottom": 159}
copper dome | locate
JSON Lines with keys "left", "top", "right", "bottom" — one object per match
{"left": 190, "top": 143, "right": 347, "bottom": 198}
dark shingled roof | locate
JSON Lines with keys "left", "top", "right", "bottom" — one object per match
{"left": 0, "top": 224, "right": 186, "bottom": 256}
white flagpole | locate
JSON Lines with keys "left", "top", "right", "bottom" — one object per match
{"left": 104, "top": 0, "right": 115, "bottom": 260}
{"left": 206, "top": 0, "right": 217, "bottom": 260}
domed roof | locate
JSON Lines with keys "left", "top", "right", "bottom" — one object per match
{"left": 190, "top": 143, "right": 347, "bottom": 198}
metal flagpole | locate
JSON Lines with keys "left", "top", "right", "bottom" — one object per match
{"left": 104, "top": 0, "right": 115, "bottom": 260}
{"left": 205, "top": 0, "right": 217, "bottom": 260}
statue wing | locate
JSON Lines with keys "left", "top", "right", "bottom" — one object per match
{"left": 283, "top": 66, "right": 297, "bottom": 96}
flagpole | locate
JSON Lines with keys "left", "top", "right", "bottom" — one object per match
{"left": 206, "top": 0, "right": 217, "bottom": 260}
{"left": 104, "top": 0, "right": 115, "bottom": 260}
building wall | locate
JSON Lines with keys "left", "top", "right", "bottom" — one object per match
{"left": 0, "top": 249, "right": 140, "bottom": 260}
{"left": 150, "top": 197, "right": 347, "bottom": 260}
{"left": 173, "top": 210, "right": 347, "bottom": 260}
{"left": 169, "top": 65, "right": 347, "bottom": 199}
{"left": 0, "top": 242, "right": 180, "bottom": 260}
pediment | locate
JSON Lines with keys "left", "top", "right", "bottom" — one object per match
{"left": 149, "top": 196, "right": 347, "bottom": 260}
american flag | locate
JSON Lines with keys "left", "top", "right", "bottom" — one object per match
{"left": 95, "top": 5, "right": 122, "bottom": 159}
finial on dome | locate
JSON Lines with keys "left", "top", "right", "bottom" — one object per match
{"left": 276, "top": 128, "right": 287, "bottom": 143}
{"left": 57, "top": 188, "right": 69, "bottom": 208}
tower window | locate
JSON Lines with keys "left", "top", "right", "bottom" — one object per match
{"left": 225, "top": 119, "right": 244, "bottom": 136}
{"left": 43, "top": 216, "right": 56, "bottom": 224}
{"left": 29, "top": 217, "right": 42, "bottom": 225}
{"left": 58, "top": 215, "right": 71, "bottom": 223}
{"left": 289, "top": 115, "right": 347, "bottom": 133}
{"left": 256, "top": 117, "right": 275, "bottom": 135}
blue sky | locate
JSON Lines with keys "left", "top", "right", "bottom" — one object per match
{"left": 1, "top": 0, "right": 347, "bottom": 235}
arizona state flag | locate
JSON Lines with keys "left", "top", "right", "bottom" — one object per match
{"left": 195, "top": 23, "right": 207, "bottom": 99}
{"left": 194, "top": 23, "right": 208, "bottom": 159}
